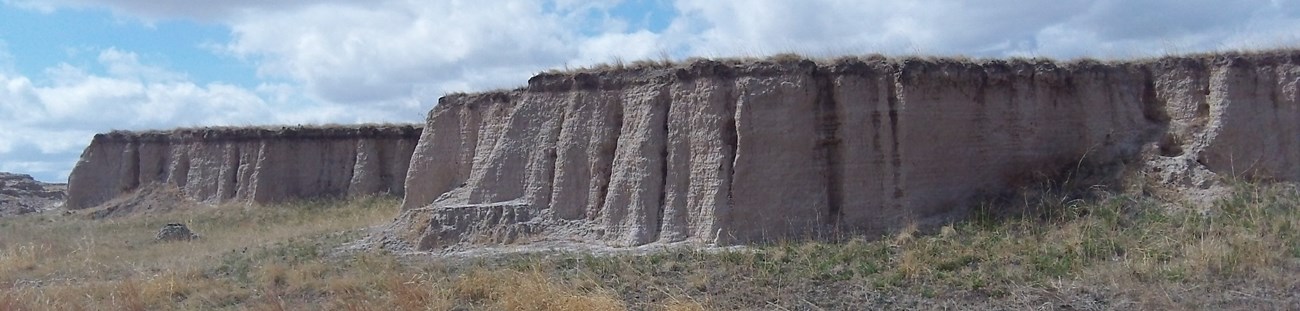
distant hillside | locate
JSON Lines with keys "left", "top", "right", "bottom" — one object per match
{"left": 0, "top": 172, "right": 65, "bottom": 217}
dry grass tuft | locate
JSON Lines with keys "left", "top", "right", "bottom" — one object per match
{"left": 454, "top": 270, "right": 624, "bottom": 310}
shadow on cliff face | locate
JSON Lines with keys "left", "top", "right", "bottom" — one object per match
{"left": 964, "top": 154, "right": 1145, "bottom": 225}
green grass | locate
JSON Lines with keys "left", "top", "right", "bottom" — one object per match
{"left": 1, "top": 182, "right": 1298, "bottom": 310}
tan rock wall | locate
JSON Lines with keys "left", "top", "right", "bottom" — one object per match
{"left": 397, "top": 52, "right": 1300, "bottom": 250}
{"left": 65, "top": 126, "right": 420, "bottom": 210}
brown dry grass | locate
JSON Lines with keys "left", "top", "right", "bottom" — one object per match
{"left": 105, "top": 123, "right": 423, "bottom": 137}
{"left": 0, "top": 196, "right": 629, "bottom": 310}
{"left": 2, "top": 181, "right": 1298, "bottom": 310}
{"left": 532, "top": 48, "right": 1300, "bottom": 82}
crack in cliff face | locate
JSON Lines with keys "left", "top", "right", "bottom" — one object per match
{"left": 650, "top": 86, "right": 672, "bottom": 242}
{"left": 547, "top": 92, "right": 581, "bottom": 220}
{"left": 591, "top": 99, "right": 622, "bottom": 222}
{"left": 539, "top": 106, "right": 567, "bottom": 212}
{"left": 124, "top": 142, "right": 141, "bottom": 193}
{"left": 885, "top": 67, "right": 905, "bottom": 203}
{"left": 221, "top": 145, "right": 240, "bottom": 200}
{"left": 720, "top": 83, "right": 739, "bottom": 244}
{"left": 814, "top": 71, "right": 844, "bottom": 227}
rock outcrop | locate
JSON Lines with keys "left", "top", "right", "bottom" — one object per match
{"left": 156, "top": 223, "right": 200, "bottom": 241}
{"left": 393, "top": 51, "right": 1300, "bottom": 251}
{"left": 0, "top": 172, "right": 66, "bottom": 217}
{"left": 66, "top": 125, "right": 421, "bottom": 210}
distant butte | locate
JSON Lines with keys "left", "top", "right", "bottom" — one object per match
{"left": 64, "top": 125, "right": 422, "bottom": 210}
{"left": 0, "top": 172, "right": 66, "bottom": 217}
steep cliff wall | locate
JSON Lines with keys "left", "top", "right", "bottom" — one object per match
{"left": 393, "top": 51, "right": 1299, "bottom": 250}
{"left": 66, "top": 125, "right": 421, "bottom": 210}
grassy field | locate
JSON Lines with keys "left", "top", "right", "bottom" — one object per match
{"left": 1, "top": 182, "right": 1298, "bottom": 310}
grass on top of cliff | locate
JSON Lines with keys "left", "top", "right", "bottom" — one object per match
{"left": 2, "top": 182, "right": 1299, "bottom": 310}
{"left": 536, "top": 48, "right": 1300, "bottom": 77}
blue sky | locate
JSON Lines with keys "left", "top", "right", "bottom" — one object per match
{"left": 0, "top": 8, "right": 255, "bottom": 87}
{"left": 1, "top": 0, "right": 1298, "bottom": 182}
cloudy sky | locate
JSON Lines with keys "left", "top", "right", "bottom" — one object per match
{"left": 1, "top": 0, "right": 1298, "bottom": 182}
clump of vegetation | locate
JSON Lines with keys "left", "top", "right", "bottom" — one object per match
{"left": 2, "top": 182, "right": 1298, "bottom": 310}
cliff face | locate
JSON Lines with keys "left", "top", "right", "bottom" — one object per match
{"left": 65, "top": 125, "right": 421, "bottom": 210}
{"left": 394, "top": 51, "right": 1300, "bottom": 251}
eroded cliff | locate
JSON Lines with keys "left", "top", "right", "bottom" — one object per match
{"left": 0, "top": 172, "right": 66, "bottom": 217}
{"left": 66, "top": 125, "right": 421, "bottom": 210}
{"left": 392, "top": 51, "right": 1300, "bottom": 251}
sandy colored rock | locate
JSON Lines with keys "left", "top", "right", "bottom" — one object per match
{"left": 393, "top": 50, "right": 1300, "bottom": 251}
{"left": 65, "top": 125, "right": 421, "bottom": 210}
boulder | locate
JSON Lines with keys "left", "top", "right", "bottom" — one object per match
{"left": 156, "top": 223, "right": 199, "bottom": 241}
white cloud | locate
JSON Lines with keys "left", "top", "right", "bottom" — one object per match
{"left": 0, "top": 47, "right": 353, "bottom": 182}
{"left": 223, "top": 1, "right": 574, "bottom": 104}
{"left": 212, "top": 0, "right": 685, "bottom": 110}
{"left": 97, "top": 48, "right": 187, "bottom": 82}
{"left": 668, "top": 0, "right": 1300, "bottom": 58}
{"left": 2, "top": 0, "right": 347, "bottom": 20}
{"left": 586, "top": 30, "right": 662, "bottom": 59}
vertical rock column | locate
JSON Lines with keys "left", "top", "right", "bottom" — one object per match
{"left": 727, "top": 63, "right": 830, "bottom": 243}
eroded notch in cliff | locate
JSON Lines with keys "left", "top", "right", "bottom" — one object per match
{"left": 1141, "top": 66, "right": 1181, "bottom": 157}
{"left": 1140, "top": 68, "right": 1172, "bottom": 126}
{"left": 123, "top": 142, "right": 141, "bottom": 193}
{"left": 651, "top": 86, "right": 672, "bottom": 242}
{"left": 885, "top": 67, "right": 905, "bottom": 202}
{"left": 591, "top": 102, "right": 623, "bottom": 222}
{"left": 541, "top": 106, "right": 568, "bottom": 211}
{"left": 720, "top": 82, "right": 740, "bottom": 241}
{"left": 814, "top": 71, "right": 844, "bottom": 226}
{"left": 221, "top": 145, "right": 241, "bottom": 200}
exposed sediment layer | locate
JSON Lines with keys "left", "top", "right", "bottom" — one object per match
{"left": 0, "top": 172, "right": 66, "bottom": 216}
{"left": 393, "top": 51, "right": 1300, "bottom": 251}
{"left": 66, "top": 125, "right": 422, "bottom": 210}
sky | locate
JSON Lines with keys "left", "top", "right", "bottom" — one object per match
{"left": 1, "top": 0, "right": 1298, "bottom": 182}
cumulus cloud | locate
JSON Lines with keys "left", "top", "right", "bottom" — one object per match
{"left": 668, "top": 0, "right": 1300, "bottom": 58}
{"left": 2, "top": 0, "right": 347, "bottom": 20}
{"left": 0, "top": 47, "right": 360, "bottom": 181}
{"left": 220, "top": 0, "right": 677, "bottom": 107}
{"left": 223, "top": 1, "right": 573, "bottom": 105}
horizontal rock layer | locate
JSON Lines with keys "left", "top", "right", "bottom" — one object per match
{"left": 395, "top": 51, "right": 1300, "bottom": 250}
{"left": 66, "top": 125, "right": 421, "bottom": 210}
{"left": 0, "top": 172, "right": 66, "bottom": 217}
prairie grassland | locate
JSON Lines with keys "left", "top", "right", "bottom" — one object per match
{"left": 1, "top": 182, "right": 1298, "bottom": 310}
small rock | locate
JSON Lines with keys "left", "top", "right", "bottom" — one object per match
{"left": 156, "top": 223, "right": 200, "bottom": 241}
